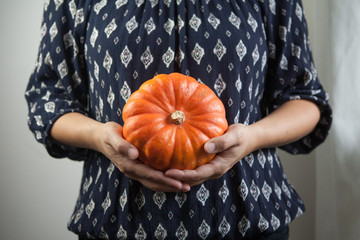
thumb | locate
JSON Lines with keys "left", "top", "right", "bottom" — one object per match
{"left": 204, "top": 141, "right": 216, "bottom": 154}
{"left": 204, "top": 131, "right": 237, "bottom": 154}
{"left": 106, "top": 122, "right": 139, "bottom": 159}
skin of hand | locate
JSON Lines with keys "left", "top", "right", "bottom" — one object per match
{"left": 50, "top": 113, "right": 190, "bottom": 192}
{"left": 165, "top": 99, "right": 321, "bottom": 187}
{"left": 51, "top": 99, "right": 320, "bottom": 192}
{"left": 165, "top": 123, "right": 253, "bottom": 187}
{"left": 96, "top": 122, "right": 191, "bottom": 192}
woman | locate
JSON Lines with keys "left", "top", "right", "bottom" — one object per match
{"left": 25, "top": 0, "right": 332, "bottom": 239}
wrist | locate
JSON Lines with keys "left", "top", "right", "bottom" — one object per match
{"left": 94, "top": 121, "right": 124, "bottom": 154}
{"left": 86, "top": 120, "right": 105, "bottom": 152}
{"left": 244, "top": 124, "right": 263, "bottom": 153}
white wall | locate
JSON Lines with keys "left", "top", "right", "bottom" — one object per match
{"left": 0, "top": 1, "right": 82, "bottom": 239}
{"left": 314, "top": 0, "right": 360, "bottom": 240}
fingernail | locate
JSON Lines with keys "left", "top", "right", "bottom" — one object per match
{"left": 182, "top": 184, "right": 191, "bottom": 192}
{"left": 205, "top": 142, "right": 216, "bottom": 153}
{"left": 127, "top": 148, "right": 138, "bottom": 159}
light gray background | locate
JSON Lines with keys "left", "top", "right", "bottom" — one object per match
{"left": 0, "top": 1, "right": 358, "bottom": 240}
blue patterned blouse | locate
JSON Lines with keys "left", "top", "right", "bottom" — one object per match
{"left": 25, "top": 0, "right": 332, "bottom": 239}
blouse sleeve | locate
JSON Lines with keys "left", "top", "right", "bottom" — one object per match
{"left": 259, "top": 0, "right": 332, "bottom": 154}
{"left": 25, "top": 0, "right": 90, "bottom": 160}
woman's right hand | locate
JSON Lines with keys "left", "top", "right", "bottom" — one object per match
{"left": 51, "top": 113, "right": 189, "bottom": 192}
{"left": 96, "top": 122, "right": 190, "bottom": 192}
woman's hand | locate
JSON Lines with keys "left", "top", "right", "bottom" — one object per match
{"left": 50, "top": 112, "right": 190, "bottom": 192}
{"left": 96, "top": 122, "right": 191, "bottom": 192}
{"left": 165, "top": 124, "right": 255, "bottom": 187}
{"left": 165, "top": 99, "right": 321, "bottom": 187}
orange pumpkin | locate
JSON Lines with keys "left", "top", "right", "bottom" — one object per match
{"left": 122, "top": 73, "right": 228, "bottom": 171}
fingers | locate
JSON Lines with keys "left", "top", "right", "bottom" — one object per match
{"left": 102, "top": 122, "right": 189, "bottom": 192}
{"left": 104, "top": 122, "right": 139, "bottom": 159}
{"left": 121, "top": 160, "right": 190, "bottom": 192}
{"left": 167, "top": 124, "right": 249, "bottom": 187}
{"left": 204, "top": 124, "right": 242, "bottom": 154}
{"left": 165, "top": 156, "right": 228, "bottom": 185}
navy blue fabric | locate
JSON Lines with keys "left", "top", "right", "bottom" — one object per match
{"left": 25, "top": 0, "right": 331, "bottom": 239}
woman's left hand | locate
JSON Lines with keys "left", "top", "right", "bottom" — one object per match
{"left": 166, "top": 99, "right": 321, "bottom": 189}
{"left": 165, "top": 124, "right": 256, "bottom": 187}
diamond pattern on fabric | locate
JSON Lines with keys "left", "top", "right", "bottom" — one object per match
{"left": 25, "top": 0, "right": 332, "bottom": 239}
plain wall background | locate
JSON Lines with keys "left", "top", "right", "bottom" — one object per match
{"left": 0, "top": 1, "right": 83, "bottom": 239}
{"left": 0, "top": 1, "right": 335, "bottom": 239}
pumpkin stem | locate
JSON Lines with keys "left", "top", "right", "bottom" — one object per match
{"left": 171, "top": 110, "right": 185, "bottom": 125}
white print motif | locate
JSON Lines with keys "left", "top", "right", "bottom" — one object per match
{"left": 69, "top": 0, "right": 77, "bottom": 19}
{"left": 218, "top": 216, "right": 230, "bottom": 237}
{"left": 213, "top": 39, "right": 226, "bottom": 61}
{"left": 258, "top": 214, "right": 269, "bottom": 232}
{"left": 239, "top": 216, "right": 251, "bottom": 237}
{"left": 126, "top": 16, "right": 138, "bottom": 34}
{"left": 85, "top": 199, "right": 95, "bottom": 218}
{"left": 164, "top": 18, "right": 175, "bottom": 35}
{"left": 153, "top": 192, "right": 166, "bottom": 209}
{"left": 269, "top": 0, "right": 276, "bottom": 15}
{"left": 63, "top": 30, "right": 74, "bottom": 49}
{"left": 34, "top": 115, "right": 44, "bottom": 127}
{"left": 252, "top": 44, "right": 259, "bottom": 66}
{"left": 271, "top": 214, "right": 280, "bottom": 231}
{"left": 90, "top": 27, "right": 99, "bottom": 48}
{"left": 117, "top": 225, "right": 127, "bottom": 239}
{"left": 155, "top": 223, "right": 167, "bottom": 240}
{"left": 214, "top": 74, "right": 226, "bottom": 97}
{"left": 120, "top": 81, "right": 131, "bottom": 102}
{"left": 101, "top": 192, "right": 111, "bottom": 214}
{"left": 218, "top": 180, "right": 229, "bottom": 203}
{"left": 40, "top": 23, "right": 47, "bottom": 41}
{"left": 239, "top": 179, "right": 249, "bottom": 201}
{"left": 94, "top": 0, "right": 107, "bottom": 14}
{"left": 135, "top": 224, "right": 147, "bottom": 240}
{"left": 119, "top": 190, "right": 127, "bottom": 211}
{"left": 74, "top": 8, "right": 84, "bottom": 27}
{"left": 247, "top": 13, "right": 258, "bottom": 32}
{"left": 175, "top": 192, "right": 187, "bottom": 208}
{"left": 54, "top": 0, "right": 64, "bottom": 11}
{"left": 208, "top": 13, "right": 220, "bottom": 29}
{"left": 229, "top": 11, "right": 241, "bottom": 29}
{"left": 162, "top": 47, "right": 175, "bottom": 68}
{"left": 189, "top": 14, "right": 201, "bottom": 32}
{"left": 196, "top": 184, "right": 209, "bottom": 206}
{"left": 141, "top": 46, "right": 154, "bottom": 69}
{"left": 135, "top": 0, "right": 144, "bottom": 7}
{"left": 44, "top": 0, "right": 50, "bottom": 11}
{"left": 57, "top": 59, "right": 68, "bottom": 78}
{"left": 295, "top": 3, "right": 303, "bottom": 21}
{"left": 116, "top": 0, "right": 128, "bottom": 9}
{"left": 145, "top": 17, "right": 156, "bottom": 35}
{"left": 49, "top": 22, "right": 58, "bottom": 42}
{"left": 104, "top": 18, "right": 117, "bottom": 38}
{"left": 192, "top": 43, "right": 204, "bottom": 65}
{"left": 198, "top": 220, "right": 210, "bottom": 240}
{"left": 120, "top": 45, "right": 133, "bottom": 68}
{"left": 176, "top": 222, "right": 188, "bottom": 240}
{"left": 103, "top": 50, "right": 113, "bottom": 73}
{"left": 236, "top": 40, "right": 247, "bottom": 61}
